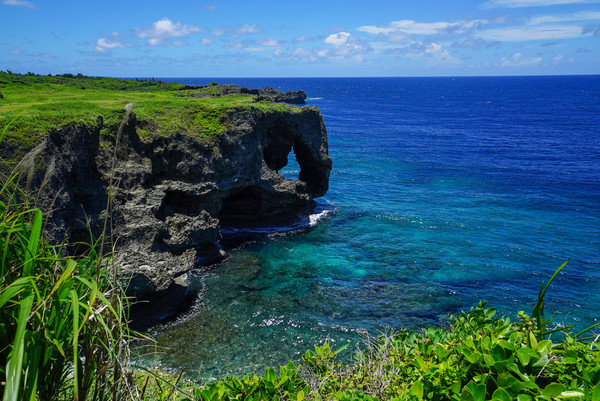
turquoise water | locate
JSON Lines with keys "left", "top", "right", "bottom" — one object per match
{"left": 142, "top": 76, "right": 600, "bottom": 380}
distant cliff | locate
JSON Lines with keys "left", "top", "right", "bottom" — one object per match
{"left": 16, "top": 92, "right": 330, "bottom": 314}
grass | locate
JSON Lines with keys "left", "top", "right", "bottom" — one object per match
{"left": 0, "top": 114, "right": 136, "bottom": 401}
{"left": 0, "top": 71, "right": 300, "bottom": 173}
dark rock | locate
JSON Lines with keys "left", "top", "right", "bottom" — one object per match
{"left": 17, "top": 101, "right": 331, "bottom": 309}
{"left": 255, "top": 88, "right": 307, "bottom": 104}
{"left": 186, "top": 84, "right": 307, "bottom": 104}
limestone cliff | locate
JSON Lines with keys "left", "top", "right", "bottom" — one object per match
{"left": 20, "top": 101, "right": 331, "bottom": 308}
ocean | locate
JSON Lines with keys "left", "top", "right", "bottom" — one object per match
{"left": 139, "top": 76, "right": 600, "bottom": 380}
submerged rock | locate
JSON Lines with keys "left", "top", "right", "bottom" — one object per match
{"left": 17, "top": 95, "right": 331, "bottom": 316}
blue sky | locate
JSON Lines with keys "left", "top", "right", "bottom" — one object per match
{"left": 1, "top": 0, "right": 599, "bottom": 77}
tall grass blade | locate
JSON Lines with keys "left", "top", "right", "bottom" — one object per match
{"left": 23, "top": 209, "right": 42, "bottom": 276}
{"left": 3, "top": 292, "right": 33, "bottom": 401}
{"left": 575, "top": 321, "right": 600, "bottom": 338}
{"left": 531, "top": 260, "right": 568, "bottom": 340}
{"left": 71, "top": 289, "right": 80, "bottom": 401}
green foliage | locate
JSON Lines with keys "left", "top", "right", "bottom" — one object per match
{"left": 0, "top": 122, "right": 133, "bottom": 400}
{"left": 151, "top": 264, "right": 597, "bottom": 401}
{"left": 0, "top": 72, "right": 301, "bottom": 173}
{"left": 130, "top": 266, "right": 599, "bottom": 401}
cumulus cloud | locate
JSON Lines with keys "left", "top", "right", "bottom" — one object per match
{"left": 95, "top": 32, "right": 126, "bottom": 53}
{"left": 201, "top": 38, "right": 213, "bottom": 45}
{"left": 136, "top": 17, "right": 202, "bottom": 46}
{"left": 553, "top": 54, "right": 564, "bottom": 63}
{"left": 325, "top": 32, "right": 351, "bottom": 46}
{"left": 481, "top": 0, "right": 600, "bottom": 8}
{"left": 1, "top": 0, "right": 35, "bottom": 9}
{"left": 204, "top": 3, "right": 217, "bottom": 11}
{"left": 501, "top": 52, "right": 542, "bottom": 66}
{"left": 480, "top": 25, "right": 583, "bottom": 41}
{"left": 324, "top": 32, "right": 372, "bottom": 59}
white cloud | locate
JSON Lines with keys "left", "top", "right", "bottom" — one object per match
{"left": 501, "top": 52, "right": 542, "bottom": 66}
{"left": 95, "top": 33, "right": 126, "bottom": 53}
{"left": 481, "top": 0, "right": 600, "bottom": 8}
{"left": 236, "top": 24, "right": 260, "bottom": 36}
{"left": 211, "top": 27, "right": 225, "bottom": 36}
{"left": 136, "top": 18, "right": 202, "bottom": 46}
{"left": 358, "top": 19, "right": 488, "bottom": 37}
{"left": 211, "top": 24, "right": 261, "bottom": 38}
{"left": 201, "top": 38, "right": 213, "bottom": 45}
{"left": 1, "top": 0, "right": 35, "bottom": 9}
{"left": 292, "top": 34, "right": 313, "bottom": 43}
{"left": 325, "top": 32, "right": 351, "bottom": 46}
{"left": 480, "top": 25, "right": 584, "bottom": 40}
{"left": 10, "top": 47, "right": 23, "bottom": 54}
{"left": 553, "top": 54, "right": 564, "bottom": 63}
{"left": 384, "top": 41, "right": 461, "bottom": 65}
{"left": 204, "top": 3, "right": 217, "bottom": 11}
{"left": 529, "top": 11, "right": 600, "bottom": 24}
{"left": 258, "top": 37, "right": 283, "bottom": 47}
{"left": 225, "top": 40, "right": 250, "bottom": 50}
{"left": 424, "top": 42, "right": 461, "bottom": 64}
{"left": 173, "top": 40, "right": 187, "bottom": 47}
{"left": 323, "top": 32, "right": 372, "bottom": 59}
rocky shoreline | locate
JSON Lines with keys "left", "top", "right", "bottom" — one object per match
{"left": 16, "top": 86, "right": 331, "bottom": 329}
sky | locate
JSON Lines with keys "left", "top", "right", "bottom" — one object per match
{"left": 1, "top": 0, "right": 599, "bottom": 77}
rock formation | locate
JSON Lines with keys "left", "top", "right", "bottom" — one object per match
{"left": 18, "top": 98, "right": 331, "bottom": 325}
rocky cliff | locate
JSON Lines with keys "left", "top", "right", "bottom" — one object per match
{"left": 18, "top": 96, "right": 331, "bottom": 324}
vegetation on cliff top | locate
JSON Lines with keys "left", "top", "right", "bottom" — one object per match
{"left": 0, "top": 71, "right": 301, "bottom": 172}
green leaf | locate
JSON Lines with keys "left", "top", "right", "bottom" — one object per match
{"left": 410, "top": 381, "right": 424, "bottom": 401}
{"left": 516, "top": 348, "right": 531, "bottom": 365}
{"left": 265, "top": 368, "right": 276, "bottom": 383}
{"left": 542, "top": 383, "right": 564, "bottom": 398}
{"left": 334, "top": 342, "right": 350, "bottom": 355}
{"left": 472, "top": 384, "right": 487, "bottom": 401}
{"left": 528, "top": 331, "right": 538, "bottom": 351}
{"left": 537, "top": 339, "right": 552, "bottom": 353}
{"left": 461, "top": 390, "right": 475, "bottom": 401}
{"left": 492, "top": 345, "right": 506, "bottom": 362}
{"left": 591, "top": 383, "right": 600, "bottom": 401}
{"left": 450, "top": 382, "right": 462, "bottom": 394}
{"left": 492, "top": 388, "right": 511, "bottom": 401}
{"left": 296, "top": 390, "right": 305, "bottom": 401}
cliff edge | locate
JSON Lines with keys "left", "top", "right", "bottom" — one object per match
{"left": 2, "top": 77, "right": 331, "bottom": 326}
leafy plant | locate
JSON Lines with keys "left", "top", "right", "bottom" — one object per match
{"left": 0, "top": 115, "right": 133, "bottom": 401}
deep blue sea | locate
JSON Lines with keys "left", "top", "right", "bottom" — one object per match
{"left": 140, "top": 76, "right": 600, "bottom": 381}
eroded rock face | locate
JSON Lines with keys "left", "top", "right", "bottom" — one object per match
{"left": 20, "top": 104, "right": 331, "bottom": 303}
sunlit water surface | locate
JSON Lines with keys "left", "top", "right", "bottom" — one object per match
{"left": 136, "top": 76, "right": 600, "bottom": 380}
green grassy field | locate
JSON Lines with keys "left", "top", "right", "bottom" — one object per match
{"left": 0, "top": 72, "right": 298, "bottom": 172}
